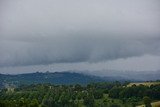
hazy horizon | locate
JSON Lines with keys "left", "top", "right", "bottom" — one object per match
{"left": 0, "top": 0, "right": 160, "bottom": 76}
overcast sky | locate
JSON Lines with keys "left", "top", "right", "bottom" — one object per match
{"left": 0, "top": 0, "right": 160, "bottom": 75}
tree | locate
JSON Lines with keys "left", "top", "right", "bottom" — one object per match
{"left": 29, "top": 99, "right": 39, "bottom": 107}
{"left": 109, "top": 87, "right": 122, "bottom": 98}
{"left": 83, "top": 94, "right": 94, "bottom": 107}
{"left": 143, "top": 96, "right": 152, "bottom": 107}
{"left": 75, "top": 84, "right": 83, "bottom": 91}
{"left": 77, "top": 92, "right": 82, "bottom": 100}
{"left": 109, "top": 104, "right": 121, "bottom": 107}
{"left": 71, "top": 92, "right": 76, "bottom": 100}
{"left": 93, "top": 90, "right": 103, "bottom": 99}
{"left": 59, "top": 92, "right": 70, "bottom": 106}
{"left": 17, "top": 98, "right": 29, "bottom": 107}
{"left": 0, "top": 101, "right": 6, "bottom": 107}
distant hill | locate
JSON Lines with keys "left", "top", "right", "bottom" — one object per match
{"left": 0, "top": 71, "right": 127, "bottom": 88}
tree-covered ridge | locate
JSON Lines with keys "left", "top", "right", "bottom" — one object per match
{"left": 0, "top": 82, "right": 160, "bottom": 107}
{"left": 0, "top": 72, "right": 128, "bottom": 88}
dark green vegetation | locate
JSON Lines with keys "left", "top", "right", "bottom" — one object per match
{"left": 0, "top": 82, "right": 160, "bottom": 107}
{"left": 0, "top": 72, "right": 128, "bottom": 88}
{"left": 0, "top": 72, "right": 103, "bottom": 87}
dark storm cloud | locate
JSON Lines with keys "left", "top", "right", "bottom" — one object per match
{"left": 0, "top": 0, "right": 160, "bottom": 68}
{"left": 1, "top": 35, "right": 160, "bottom": 67}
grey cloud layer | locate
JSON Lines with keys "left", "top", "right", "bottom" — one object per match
{"left": 0, "top": 0, "right": 160, "bottom": 67}
{"left": 0, "top": 36, "right": 160, "bottom": 67}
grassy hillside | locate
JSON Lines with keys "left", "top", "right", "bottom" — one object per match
{"left": 127, "top": 82, "right": 160, "bottom": 87}
{"left": 137, "top": 101, "right": 160, "bottom": 107}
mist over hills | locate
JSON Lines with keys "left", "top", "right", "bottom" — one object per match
{"left": 92, "top": 70, "right": 160, "bottom": 81}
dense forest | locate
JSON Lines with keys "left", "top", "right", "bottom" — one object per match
{"left": 0, "top": 81, "right": 160, "bottom": 107}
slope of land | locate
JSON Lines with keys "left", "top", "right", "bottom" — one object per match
{"left": 0, "top": 71, "right": 128, "bottom": 88}
{"left": 127, "top": 82, "right": 160, "bottom": 87}
{"left": 137, "top": 101, "right": 160, "bottom": 107}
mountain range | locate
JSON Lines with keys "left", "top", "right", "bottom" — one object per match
{"left": 0, "top": 71, "right": 159, "bottom": 88}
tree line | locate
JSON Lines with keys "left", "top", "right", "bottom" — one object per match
{"left": 0, "top": 82, "right": 160, "bottom": 107}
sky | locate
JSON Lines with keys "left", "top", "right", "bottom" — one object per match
{"left": 0, "top": 0, "right": 160, "bottom": 75}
